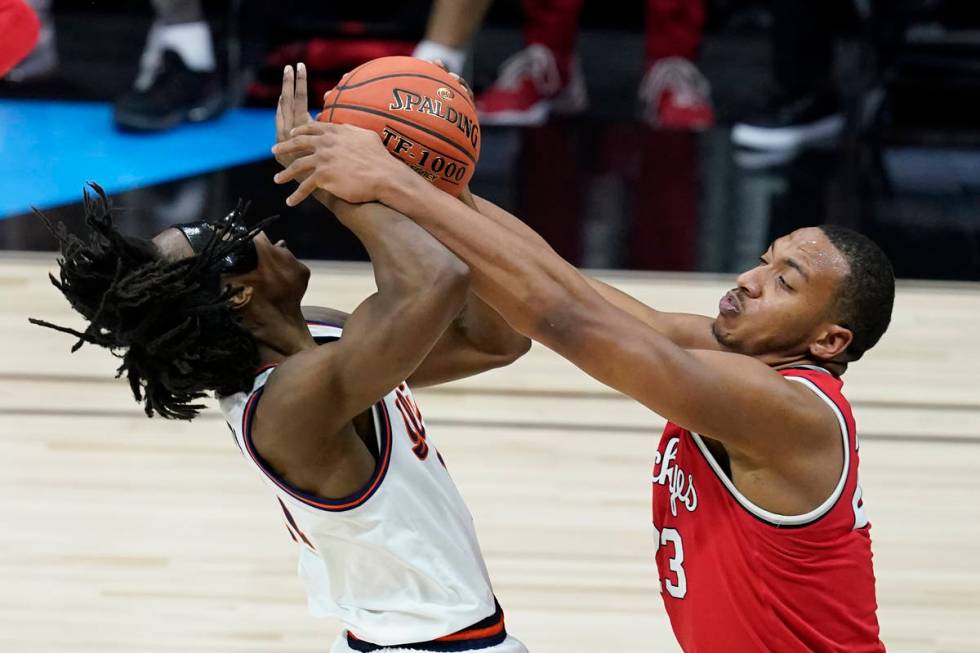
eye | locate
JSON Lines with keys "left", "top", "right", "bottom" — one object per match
{"left": 778, "top": 275, "right": 794, "bottom": 291}
{"left": 759, "top": 256, "right": 769, "bottom": 266}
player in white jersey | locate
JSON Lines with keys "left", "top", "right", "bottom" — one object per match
{"left": 31, "top": 71, "right": 531, "bottom": 652}
{"left": 220, "top": 318, "right": 523, "bottom": 652}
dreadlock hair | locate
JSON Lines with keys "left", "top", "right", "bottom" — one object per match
{"left": 818, "top": 224, "right": 895, "bottom": 362}
{"left": 30, "top": 183, "right": 277, "bottom": 420}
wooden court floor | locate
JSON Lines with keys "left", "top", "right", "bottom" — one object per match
{"left": 2, "top": 253, "right": 979, "bottom": 653}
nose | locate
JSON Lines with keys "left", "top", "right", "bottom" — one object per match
{"left": 735, "top": 265, "right": 763, "bottom": 298}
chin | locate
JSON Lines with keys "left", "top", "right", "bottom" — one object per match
{"left": 711, "top": 320, "right": 742, "bottom": 352}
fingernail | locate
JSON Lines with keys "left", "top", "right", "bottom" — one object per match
{"left": 273, "top": 173, "right": 281, "bottom": 182}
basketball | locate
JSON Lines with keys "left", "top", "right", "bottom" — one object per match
{"left": 319, "top": 56, "right": 481, "bottom": 194}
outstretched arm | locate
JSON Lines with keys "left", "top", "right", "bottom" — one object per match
{"left": 463, "top": 189, "right": 721, "bottom": 351}
{"left": 272, "top": 123, "right": 835, "bottom": 464}
{"left": 274, "top": 64, "right": 529, "bottom": 388}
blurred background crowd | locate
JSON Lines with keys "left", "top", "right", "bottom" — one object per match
{"left": 1, "top": 0, "right": 979, "bottom": 280}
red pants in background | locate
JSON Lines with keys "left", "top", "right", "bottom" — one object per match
{"left": 0, "top": 0, "right": 39, "bottom": 77}
{"left": 523, "top": 0, "right": 705, "bottom": 68}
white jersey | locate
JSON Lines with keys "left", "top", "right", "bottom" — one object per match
{"left": 219, "top": 321, "right": 503, "bottom": 649}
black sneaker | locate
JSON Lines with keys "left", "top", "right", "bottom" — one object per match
{"left": 114, "top": 50, "right": 225, "bottom": 132}
{"left": 732, "top": 91, "right": 844, "bottom": 151}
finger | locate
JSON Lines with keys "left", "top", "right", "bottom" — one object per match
{"left": 281, "top": 65, "right": 294, "bottom": 132}
{"left": 286, "top": 175, "right": 319, "bottom": 207}
{"left": 295, "top": 62, "right": 309, "bottom": 123}
{"left": 280, "top": 64, "right": 292, "bottom": 103}
{"left": 273, "top": 154, "right": 317, "bottom": 185}
{"left": 458, "top": 185, "right": 477, "bottom": 210}
{"left": 272, "top": 134, "right": 317, "bottom": 156}
{"left": 290, "top": 122, "right": 329, "bottom": 138}
{"left": 275, "top": 94, "right": 286, "bottom": 143}
{"left": 449, "top": 72, "right": 475, "bottom": 102}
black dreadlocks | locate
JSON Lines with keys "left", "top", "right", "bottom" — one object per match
{"left": 30, "top": 183, "right": 275, "bottom": 420}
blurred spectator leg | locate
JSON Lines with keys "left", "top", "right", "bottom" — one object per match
{"left": 637, "top": 0, "right": 714, "bottom": 130}
{"left": 732, "top": 0, "right": 854, "bottom": 152}
{"left": 413, "top": 0, "right": 494, "bottom": 75}
{"left": 517, "top": 122, "right": 586, "bottom": 261}
{"left": 113, "top": 0, "right": 225, "bottom": 132}
{"left": 476, "top": 0, "right": 588, "bottom": 126}
{"left": 4, "top": 0, "right": 53, "bottom": 82}
{"left": 631, "top": 129, "right": 700, "bottom": 270}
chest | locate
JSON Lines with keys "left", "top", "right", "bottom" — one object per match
{"left": 651, "top": 429, "right": 708, "bottom": 523}
{"left": 352, "top": 408, "right": 380, "bottom": 461}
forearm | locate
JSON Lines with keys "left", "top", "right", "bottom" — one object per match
{"left": 470, "top": 194, "right": 555, "bottom": 255}
{"left": 322, "top": 190, "right": 467, "bottom": 299}
{"left": 469, "top": 191, "right": 718, "bottom": 349}
{"left": 322, "top": 187, "right": 527, "bottom": 357}
{"left": 379, "top": 173, "right": 597, "bottom": 340}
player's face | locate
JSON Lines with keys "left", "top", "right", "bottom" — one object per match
{"left": 152, "top": 228, "right": 310, "bottom": 308}
{"left": 225, "top": 231, "right": 311, "bottom": 305}
{"left": 711, "top": 228, "right": 850, "bottom": 361}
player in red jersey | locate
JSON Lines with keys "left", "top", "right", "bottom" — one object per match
{"left": 272, "top": 112, "right": 894, "bottom": 651}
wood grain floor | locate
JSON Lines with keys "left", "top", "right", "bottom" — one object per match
{"left": 2, "top": 254, "right": 979, "bottom": 653}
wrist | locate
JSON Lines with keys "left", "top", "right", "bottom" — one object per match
{"left": 312, "top": 189, "right": 338, "bottom": 212}
{"left": 377, "top": 163, "right": 429, "bottom": 212}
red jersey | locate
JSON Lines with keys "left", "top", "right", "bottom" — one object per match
{"left": 651, "top": 366, "right": 884, "bottom": 652}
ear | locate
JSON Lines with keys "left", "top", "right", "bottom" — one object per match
{"left": 225, "top": 283, "right": 254, "bottom": 311}
{"left": 809, "top": 323, "right": 853, "bottom": 361}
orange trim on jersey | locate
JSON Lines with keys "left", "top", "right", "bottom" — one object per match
{"left": 241, "top": 389, "right": 393, "bottom": 512}
{"left": 347, "top": 602, "right": 505, "bottom": 648}
{"left": 434, "top": 614, "right": 505, "bottom": 642}
{"left": 254, "top": 362, "right": 278, "bottom": 376}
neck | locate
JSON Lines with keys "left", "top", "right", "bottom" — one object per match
{"left": 770, "top": 354, "right": 846, "bottom": 377}
{"left": 243, "top": 304, "right": 316, "bottom": 366}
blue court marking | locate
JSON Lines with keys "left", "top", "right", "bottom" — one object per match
{"left": 0, "top": 99, "right": 276, "bottom": 218}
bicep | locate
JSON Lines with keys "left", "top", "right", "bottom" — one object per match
{"left": 586, "top": 278, "right": 720, "bottom": 350}
{"left": 408, "top": 294, "right": 530, "bottom": 388}
{"left": 540, "top": 298, "right": 818, "bottom": 455}
{"left": 406, "top": 322, "right": 524, "bottom": 388}
{"left": 328, "top": 290, "right": 456, "bottom": 412}
{"left": 265, "top": 286, "right": 463, "bottom": 438}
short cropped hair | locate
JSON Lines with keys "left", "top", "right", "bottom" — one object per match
{"left": 818, "top": 225, "right": 895, "bottom": 361}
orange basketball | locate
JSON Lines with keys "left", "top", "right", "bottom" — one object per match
{"left": 319, "top": 56, "right": 480, "bottom": 195}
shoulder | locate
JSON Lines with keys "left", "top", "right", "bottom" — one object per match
{"left": 778, "top": 367, "right": 847, "bottom": 405}
{"left": 778, "top": 367, "right": 851, "bottom": 429}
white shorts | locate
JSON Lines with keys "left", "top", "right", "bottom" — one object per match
{"left": 330, "top": 632, "right": 529, "bottom": 653}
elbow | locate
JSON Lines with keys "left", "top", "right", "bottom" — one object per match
{"left": 431, "top": 253, "right": 471, "bottom": 309}
{"left": 482, "top": 336, "right": 532, "bottom": 373}
{"left": 521, "top": 280, "right": 584, "bottom": 347}
{"left": 503, "top": 335, "right": 532, "bottom": 364}
{"left": 526, "top": 286, "right": 607, "bottom": 360}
